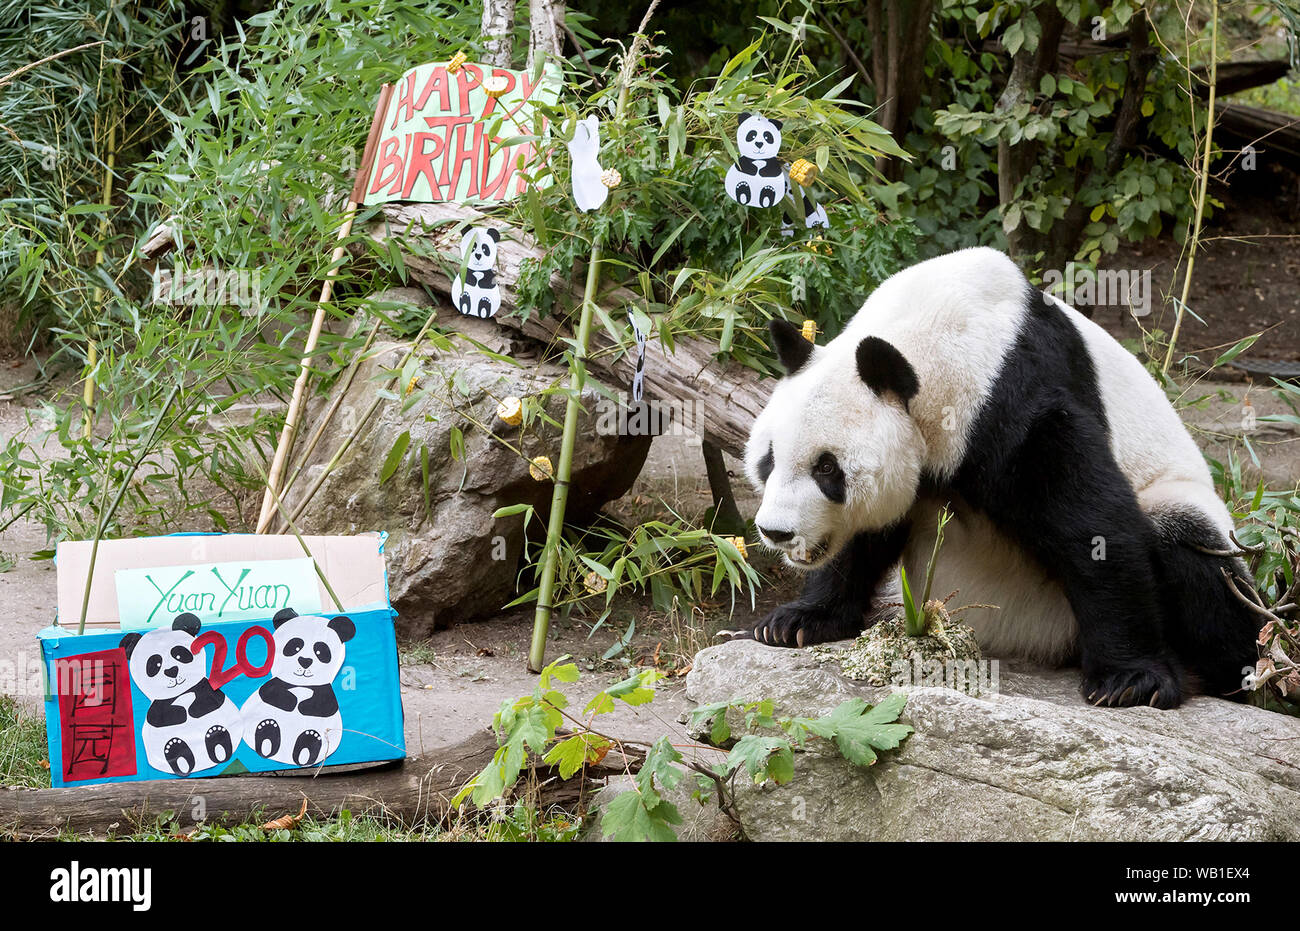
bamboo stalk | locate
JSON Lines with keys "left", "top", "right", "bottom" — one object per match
{"left": 77, "top": 382, "right": 182, "bottom": 634}
{"left": 254, "top": 206, "right": 358, "bottom": 533}
{"left": 528, "top": 1, "right": 659, "bottom": 672}
{"left": 1162, "top": 0, "right": 1217, "bottom": 376}
{"left": 83, "top": 120, "right": 116, "bottom": 439}
{"left": 255, "top": 84, "right": 393, "bottom": 533}
{"left": 528, "top": 245, "right": 602, "bottom": 671}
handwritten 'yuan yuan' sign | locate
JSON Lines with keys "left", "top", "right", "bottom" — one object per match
{"left": 362, "top": 59, "right": 562, "bottom": 207}
{"left": 114, "top": 557, "right": 323, "bottom": 630}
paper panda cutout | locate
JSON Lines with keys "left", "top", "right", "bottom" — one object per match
{"left": 567, "top": 114, "right": 607, "bottom": 212}
{"left": 120, "top": 613, "right": 243, "bottom": 777}
{"left": 725, "top": 113, "right": 787, "bottom": 208}
{"left": 451, "top": 227, "right": 502, "bottom": 318}
{"left": 239, "top": 608, "right": 355, "bottom": 768}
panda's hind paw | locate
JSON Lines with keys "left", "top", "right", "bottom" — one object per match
{"left": 1081, "top": 660, "right": 1184, "bottom": 709}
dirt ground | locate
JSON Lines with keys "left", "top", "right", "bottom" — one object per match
{"left": 1105, "top": 172, "right": 1299, "bottom": 364}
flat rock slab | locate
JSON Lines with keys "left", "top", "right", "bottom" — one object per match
{"left": 684, "top": 640, "right": 1300, "bottom": 841}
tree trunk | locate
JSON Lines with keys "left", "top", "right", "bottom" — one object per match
{"left": 481, "top": 0, "right": 515, "bottom": 69}
{"left": 996, "top": 2, "right": 1066, "bottom": 261}
{"left": 0, "top": 729, "right": 642, "bottom": 839}
{"left": 862, "top": 0, "right": 935, "bottom": 180}
{"left": 528, "top": 0, "right": 565, "bottom": 73}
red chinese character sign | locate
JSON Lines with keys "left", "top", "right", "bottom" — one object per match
{"left": 362, "top": 59, "right": 562, "bottom": 207}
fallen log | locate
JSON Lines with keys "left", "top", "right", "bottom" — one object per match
{"left": 140, "top": 203, "right": 773, "bottom": 458}
{"left": 0, "top": 729, "right": 643, "bottom": 840}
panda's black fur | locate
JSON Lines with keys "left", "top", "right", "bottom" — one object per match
{"left": 746, "top": 262, "right": 1262, "bottom": 709}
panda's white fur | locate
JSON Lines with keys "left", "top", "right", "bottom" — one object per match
{"left": 239, "top": 609, "right": 354, "bottom": 768}
{"left": 743, "top": 247, "right": 1253, "bottom": 701}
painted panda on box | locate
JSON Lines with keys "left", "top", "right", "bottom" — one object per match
{"left": 239, "top": 608, "right": 354, "bottom": 767}
{"left": 120, "top": 613, "right": 243, "bottom": 776}
{"left": 725, "top": 113, "right": 787, "bottom": 208}
{"left": 742, "top": 247, "right": 1261, "bottom": 709}
{"left": 451, "top": 226, "right": 502, "bottom": 319}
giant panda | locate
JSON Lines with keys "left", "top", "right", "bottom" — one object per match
{"left": 741, "top": 247, "right": 1261, "bottom": 709}
{"left": 239, "top": 608, "right": 354, "bottom": 767}
{"left": 120, "top": 613, "right": 243, "bottom": 776}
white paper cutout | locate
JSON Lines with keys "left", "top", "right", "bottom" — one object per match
{"left": 725, "top": 112, "right": 787, "bottom": 207}
{"left": 451, "top": 226, "right": 502, "bottom": 318}
{"left": 568, "top": 115, "right": 608, "bottom": 212}
{"left": 628, "top": 311, "right": 647, "bottom": 402}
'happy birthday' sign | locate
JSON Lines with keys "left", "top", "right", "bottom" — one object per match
{"left": 362, "top": 59, "right": 562, "bottom": 207}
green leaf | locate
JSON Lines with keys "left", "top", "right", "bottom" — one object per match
{"left": 378, "top": 430, "right": 410, "bottom": 485}
{"left": 601, "top": 791, "right": 681, "bottom": 842}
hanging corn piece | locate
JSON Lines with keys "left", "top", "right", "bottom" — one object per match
{"left": 726, "top": 536, "right": 748, "bottom": 560}
{"left": 788, "top": 158, "right": 818, "bottom": 186}
{"left": 529, "top": 455, "right": 553, "bottom": 481}
{"left": 583, "top": 570, "right": 608, "bottom": 595}
{"left": 404, "top": 375, "right": 421, "bottom": 396}
{"left": 497, "top": 395, "right": 523, "bottom": 426}
{"left": 446, "top": 51, "right": 468, "bottom": 74}
{"left": 483, "top": 74, "right": 510, "bottom": 98}
{"left": 600, "top": 167, "right": 622, "bottom": 188}
{"left": 800, "top": 319, "right": 817, "bottom": 343}
{"left": 806, "top": 233, "right": 832, "bottom": 256}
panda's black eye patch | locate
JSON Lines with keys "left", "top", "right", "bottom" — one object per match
{"left": 284, "top": 637, "right": 305, "bottom": 657}
{"left": 171, "top": 645, "right": 193, "bottom": 664}
{"left": 763, "top": 132, "right": 773, "bottom": 143}
{"left": 811, "top": 452, "right": 845, "bottom": 503}
{"left": 746, "top": 130, "right": 756, "bottom": 142}
{"left": 314, "top": 642, "right": 332, "bottom": 664}
{"left": 146, "top": 655, "right": 162, "bottom": 677}
{"left": 756, "top": 444, "right": 774, "bottom": 483}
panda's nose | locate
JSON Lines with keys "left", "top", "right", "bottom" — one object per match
{"left": 759, "top": 525, "right": 795, "bottom": 544}
{"left": 164, "top": 665, "right": 179, "bottom": 679}
{"left": 298, "top": 657, "right": 312, "bottom": 669}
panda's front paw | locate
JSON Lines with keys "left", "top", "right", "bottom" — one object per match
{"left": 1081, "top": 659, "right": 1184, "bottom": 709}
{"left": 742, "top": 601, "right": 862, "bottom": 648}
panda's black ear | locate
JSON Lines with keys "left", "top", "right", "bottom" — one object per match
{"left": 485, "top": 227, "right": 500, "bottom": 243}
{"left": 856, "top": 336, "right": 919, "bottom": 408}
{"left": 172, "top": 613, "right": 201, "bottom": 636}
{"left": 273, "top": 608, "right": 298, "bottom": 629}
{"left": 328, "top": 615, "right": 356, "bottom": 643}
{"left": 120, "top": 632, "right": 143, "bottom": 659}
{"left": 738, "top": 111, "right": 752, "bottom": 126}
{"left": 769, "top": 118, "right": 783, "bottom": 131}
{"left": 769, "top": 318, "right": 814, "bottom": 375}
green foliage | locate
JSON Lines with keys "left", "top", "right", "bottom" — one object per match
{"left": 494, "top": 503, "right": 762, "bottom": 635}
{"left": 0, "top": 695, "right": 50, "bottom": 790}
{"left": 507, "top": 24, "right": 917, "bottom": 363}
{"left": 454, "top": 657, "right": 913, "bottom": 841}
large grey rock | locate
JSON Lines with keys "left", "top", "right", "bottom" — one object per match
{"left": 683, "top": 639, "right": 1300, "bottom": 841}
{"left": 290, "top": 290, "right": 651, "bottom": 636}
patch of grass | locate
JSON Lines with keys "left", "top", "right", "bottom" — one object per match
{"left": 398, "top": 640, "right": 439, "bottom": 666}
{"left": 0, "top": 695, "right": 50, "bottom": 789}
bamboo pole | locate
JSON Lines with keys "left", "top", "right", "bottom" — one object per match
{"left": 528, "top": 1, "right": 658, "bottom": 672}
{"left": 255, "top": 84, "right": 393, "bottom": 533}
{"left": 1162, "top": 0, "right": 1217, "bottom": 376}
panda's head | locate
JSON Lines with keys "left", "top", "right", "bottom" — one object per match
{"left": 267, "top": 608, "right": 355, "bottom": 686}
{"left": 744, "top": 319, "right": 925, "bottom": 570}
{"left": 460, "top": 226, "right": 500, "bottom": 272}
{"left": 121, "top": 613, "right": 205, "bottom": 701}
{"left": 736, "top": 112, "right": 782, "bottom": 160}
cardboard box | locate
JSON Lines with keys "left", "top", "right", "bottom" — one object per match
{"left": 40, "top": 533, "right": 405, "bottom": 787}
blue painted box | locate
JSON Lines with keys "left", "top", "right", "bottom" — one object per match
{"left": 41, "top": 533, "right": 405, "bottom": 787}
